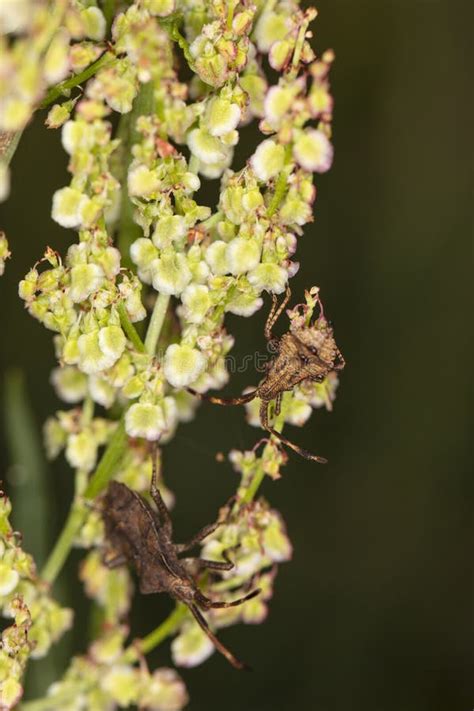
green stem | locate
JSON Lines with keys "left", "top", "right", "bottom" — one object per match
{"left": 160, "top": 19, "right": 194, "bottom": 67}
{"left": 144, "top": 293, "right": 171, "bottom": 355}
{"left": 122, "top": 604, "right": 188, "bottom": 663}
{"left": 267, "top": 166, "right": 290, "bottom": 218}
{"left": 40, "top": 292, "right": 171, "bottom": 584}
{"left": 241, "top": 410, "right": 286, "bottom": 505}
{"left": 102, "top": 0, "right": 116, "bottom": 33}
{"left": 117, "top": 82, "right": 155, "bottom": 266}
{"left": 117, "top": 302, "right": 146, "bottom": 353}
{"left": 40, "top": 417, "right": 126, "bottom": 583}
{"left": 39, "top": 52, "right": 115, "bottom": 109}
{"left": 83, "top": 418, "right": 127, "bottom": 499}
{"left": 21, "top": 606, "right": 188, "bottom": 710}
{"left": 41, "top": 505, "right": 87, "bottom": 585}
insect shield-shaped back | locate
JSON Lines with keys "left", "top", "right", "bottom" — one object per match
{"left": 258, "top": 318, "right": 342, "bottom": 400}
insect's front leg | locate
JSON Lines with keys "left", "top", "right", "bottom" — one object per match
{"left": 149, "top": 447, "right": 173, "bottom": 536}
{"left": 264, "top": 286, "right": 291, "bottom": 341}
{"left": 274, "top": 391, "right": 283, "bottom": 417}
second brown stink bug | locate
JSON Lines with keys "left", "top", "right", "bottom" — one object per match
{"left": 102, "top": 454, "right": 260, "bottom": 670}
{"left": 189, "top": 288, "right": 345, "bottom": 463}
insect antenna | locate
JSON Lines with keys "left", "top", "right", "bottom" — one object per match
{"left": 188, "top": 603, "right": 250, "bottom": 671}
{"left": 187, "top": 388, "right": 258, "bottom": 406}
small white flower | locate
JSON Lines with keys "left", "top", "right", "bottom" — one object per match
{"left": 130, "top": 237, "right": 157, "bottom": 284}
{"left": 52, "top": 187, "right": 89, "bottom": 229}
{"left": 125, "top": 403, "right": 166, "bottom": 441}
{"left": 128, "top": 165, "right": 160, "bottom": 197}
{"left": 264, "top": 85, "right": 293, "bottom": 127}
{"left": 254, "top": 10, "right": 290, "bottom": 53}
{"left": 250, "top": 139, "right": 285, "bottom": 182}
{"left": 248, "top": 263, "right": 288, "bottom": 294}
{"left": 0, "top": 563, "right": 19, "bottom": 596}
{"left": 0, "top": 0, "right": 30, "bottom": 33}
{"left": 98, "top": 325, "right": 126, "bottom": 362}
{"left": 285, "top": 398, "right": 312, "bottom": 426}
{"left": 187, "top": 128, "right": 227, "bottom": 163}
{"left": 171, "top": 623, "right": 215, "bottom": 668}
{"left": 181, "top": 284, "right": 211, "bottom": 324}
{"left": 69, "top": 263, "right": 104, "bottom": 303}
{"left": 226, "top": 237, "right": 261, "bottom": 275}
{"left": 77, "top": 330, "right": 116, "bottom": 374}
{"left": 293, "top": 129, "right": 334, "bottom": 173}
{"left": 225, "top": 292, "right": 263, "bottom": 317}
{"left": 61, "top": 120, "right": 94, "bottom": 154}
{"left": 65, "top": 432, "right": 98, "bottom": 472}
{"left": 205, "top": 97, "right": 241, "bottom": 137}
{"left": 43, "top": 29, "right": 70, "bottom": 84}
{"left": 164, "top": 344, "right": 207, "bottom": 388}
{"left": 81, "top": 6, "right": 106, "bottom": 41}
{"left": 151, "top": 252, "right": 192, "bottom": 296}
{"left": 152, "top": 215, "right": 187, "bottom": 249}
{"left": 88, "top": 375, "right": 116, "bottom": 408}
{"left": 141, "top": 667, "right": 188, "bottom": 711}
{"left": 50, "top": 366, "right": 88, "bottom": 403}
{"left": 101, "top": 665, "right": 139, "bottom": 707}
{"left": 205, "top": 241, "right": 229, "bottom": 275}
{"left": 143, "top": 0, "right": 176, "bottom": 17}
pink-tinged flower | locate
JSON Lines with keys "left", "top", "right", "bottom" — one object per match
{"left": 293, "top": 129, "right": 334, "bottom": 173}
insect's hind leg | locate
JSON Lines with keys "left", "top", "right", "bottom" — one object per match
{"left": 188, "top": 603, "right": 249, "bottom": 670}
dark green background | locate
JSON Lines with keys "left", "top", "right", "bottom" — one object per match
{"left": 1, "top": 1, "right": 472, "bottom": 709}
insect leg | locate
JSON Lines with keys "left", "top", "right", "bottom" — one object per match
{"left": 188, "top": 603, "right": 249, "bottom": 670}
{"left": 181, "top": 557, "right": 234, "bottom": 572}
{"left": 175, "top": 520, "right": 222, "bottom": 554}
{"left": 102, "top": 552, "right": 127, "bottom": 569}
{"left": 274, "top": 391, "right": 283, "bottom": 417}
{"left": 187, "top": 388, "right": 257, "bottom": 406}
{"left": 334, "top": 348, "right": 346, "bottom": 370}
{"left": 149, "top": 446, "right": 173, "bottom": 535}
{"left": 196, "top": 587, "right": 260, "bottom": 609}
{"left": 260, "top": 401, "right": 328, "bottom": 464}
{"left": 264, "top": 286, "right": 291, "bottom": 341}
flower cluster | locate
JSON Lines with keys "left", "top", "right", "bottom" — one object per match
{"left": 0, "top": 491, "right": 72, "bottom": 709}
{"left": 171, "top": 480, "right": 292, "bottom": 667}
{"left": 0, "top": 0, "right": 107, "bottom": 133}
{"left": 40, "top": 626, "right": 188, "bottom": 711}
{"left": 3, "top": 0, "right": 343, "bottom": 706}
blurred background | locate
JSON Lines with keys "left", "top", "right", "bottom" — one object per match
{"left": 0, "top": 0, "right": 472, "bottom": 709}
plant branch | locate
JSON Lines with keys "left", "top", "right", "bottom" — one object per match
{"left": 241, "top": 410, "right": 286, "bottom": 505}
{"left": 122, "top": 604, "right": 188, "bottom": 663}
{"left": 116, "top": 82, "right": 155, "bottom": 267}
{"left": 40, "top": 505, "right": 87, "bottom": 585}
{"left": 117, "top": 301, "right": 146, "bottom": 353}
{"left": 144, "top": 293, "right": 170, "bottom": 356}
{"left": 39, "top": 52, "right": 115, "bottom": 109}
